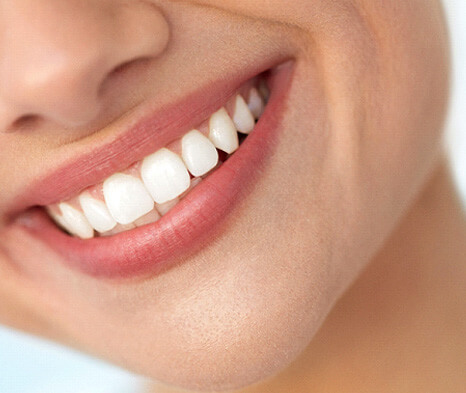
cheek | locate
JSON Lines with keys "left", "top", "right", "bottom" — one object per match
{"left": 353, "top": 2, "right": 449, "bottom": 250}
{"left": 305, "top": 0, "right": 449, "bottom": 265}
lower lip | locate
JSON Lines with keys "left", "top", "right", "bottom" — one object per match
{"left": 22, "top": 62, "right": 294, "bottom": 279}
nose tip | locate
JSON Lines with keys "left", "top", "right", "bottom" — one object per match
{"left": 0, "top": 1, "right": 170, "bottom": 130}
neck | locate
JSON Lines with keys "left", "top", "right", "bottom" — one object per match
{"left": 150, "top": 159, "right": 466, "bottom": 393}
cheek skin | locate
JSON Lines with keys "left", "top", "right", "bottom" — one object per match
{"left": 335, "top": 0, "right": 450, "bottom": 274}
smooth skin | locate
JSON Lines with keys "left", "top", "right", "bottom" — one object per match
{"left": 0, "top": 1, "right": 464, "bottom": 392}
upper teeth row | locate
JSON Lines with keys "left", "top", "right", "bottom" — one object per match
{"left": 47, "top": 86, "right": 267, "bottom": 239}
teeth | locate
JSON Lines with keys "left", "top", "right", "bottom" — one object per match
{"left": 47, "top": 79, "right": 269, "bottom": 238}
{"left": 141, "top": 148, "right": 191, "bottom": 204}
{"left": 247, "top": 88, "right": 265, "bottom": 120}
{"left": 103, "top": 173, "right": 154, "bottom": 225}
{"left": 232, "top": 95, "right": 255, "bottom": 134}
{"left": 208, "top": 107, "right": 239, "bottom": 154}
{"left": 181, "top": 130, "right": 219, "bottom": 177}
{"left": 58, "top": 202, "right": 94, "bottom": 239}
{"left": 79, "top": 192, "right": 117, "bottom": 233}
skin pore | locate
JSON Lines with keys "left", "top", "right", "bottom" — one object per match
{"left": 0, "top": 1, "right": 465, "bottom": 392}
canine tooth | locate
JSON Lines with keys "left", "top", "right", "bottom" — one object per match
{"left": 103, "top": 173, "right": 154, "bottom": 225}
{"left": 208, "top": 107, "right": 239, "bottom": 154}
{"left": 141, "top": 148, "right": 191, "bottom": 204}
{"left": 181, "top": 130, "right": 218, "bottom": 176}
{"left": 79, "top": 192, "right": 117, "bottom": 233}
{"left": 233, "top": 95, "right": 255, "bottom": 134}
{"left": 58, "top": 202, "right": 94, "bottom": 239}
{"left": 134, "top": 209, "right": 161, "bottom": 227}
{"left": 155, "top": 197, "right": 179, "bottom": 216}
{"left": 248, "top": 88, "right": 264, "bottom": 119}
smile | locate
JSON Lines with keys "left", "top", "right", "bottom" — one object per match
{"left": 46, "top": 78, "right": 269, "bottom": 239}
{"left": 18, "top": 61, "right": 294, "bottom": 278}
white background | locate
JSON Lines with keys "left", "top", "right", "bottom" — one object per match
{"left": 1, "top": 3, "right": 465, "bottom": 392}
{"left": 446, "top": 2, "right": 466, "bottom": 201}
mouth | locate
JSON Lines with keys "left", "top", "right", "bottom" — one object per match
{"left": 47, "top": 77, "right": 269, "bottom": 239}
{"left": 16, "top": 61, "right": 294, "bottom": 279}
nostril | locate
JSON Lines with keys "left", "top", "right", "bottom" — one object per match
{"left": 108, "top": 57, "right": 153, "bottom": 79}
{"left": 9, "top": 114, "right": 41, "bottom": 132}
{"left": 109, "top": 60, "right": 136, "bottom": 77}
{"left": 99, "top": 57, "right": 153, "bottom": 97}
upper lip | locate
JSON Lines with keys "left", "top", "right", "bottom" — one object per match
{"left": 7, "top": 54, "right": 288, "bottom": 220}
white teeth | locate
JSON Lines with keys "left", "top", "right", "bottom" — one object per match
{"left": 232, "top": 95, "right": 255, "bottom": 134}
{"left": 141, "top": 148, "right": 191, "bottom": 204}
{"left": 208, "top": 107, "right": 239, "bottom": 154}
{"left": 103, "top": 173, "right": 154, "bottom": 225}
{"left": 247, "top": 88, "right": 264, "bottom": 120}
{"left": 58, "top": 202, "right": 94, "bottom": 239}
{"left": 181, "top": 130, "right": 219, "bottom": 177}
{"left": 79, "top": 192, "right": 117, "bottom": 233}
{"left": 48, "top": 81, "right": 269, "bottom": 238}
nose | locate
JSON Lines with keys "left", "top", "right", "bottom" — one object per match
{"left": 0, "top": 0, "right": 170, "bottom": 130}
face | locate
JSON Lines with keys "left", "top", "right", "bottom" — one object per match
{"left": 0, "top": 0, "right": 449, "bottom": 391}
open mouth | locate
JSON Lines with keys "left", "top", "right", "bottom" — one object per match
{"left": 17, "top": 61, "right": 294, "bottom": 279}
{"left": 46, "top": 78, "right": 269, "bottom": 239}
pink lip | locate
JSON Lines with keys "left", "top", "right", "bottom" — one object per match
{"left": 17, "top": 61, "right": 294, "bottom": 279}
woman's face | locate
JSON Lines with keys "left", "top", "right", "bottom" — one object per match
{"left": 0, "top": 0, "right": 449, "bottom": 391}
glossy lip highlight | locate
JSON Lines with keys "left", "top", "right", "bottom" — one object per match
{"left": 17, "top": 61, "right": 294, "bottom": 279}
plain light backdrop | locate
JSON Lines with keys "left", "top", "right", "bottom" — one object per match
{"left": 446, "top": 1, "right": 466, "bottom": 201}
{"left": 1, "top": 2, "right": 465, "bottom": 392}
